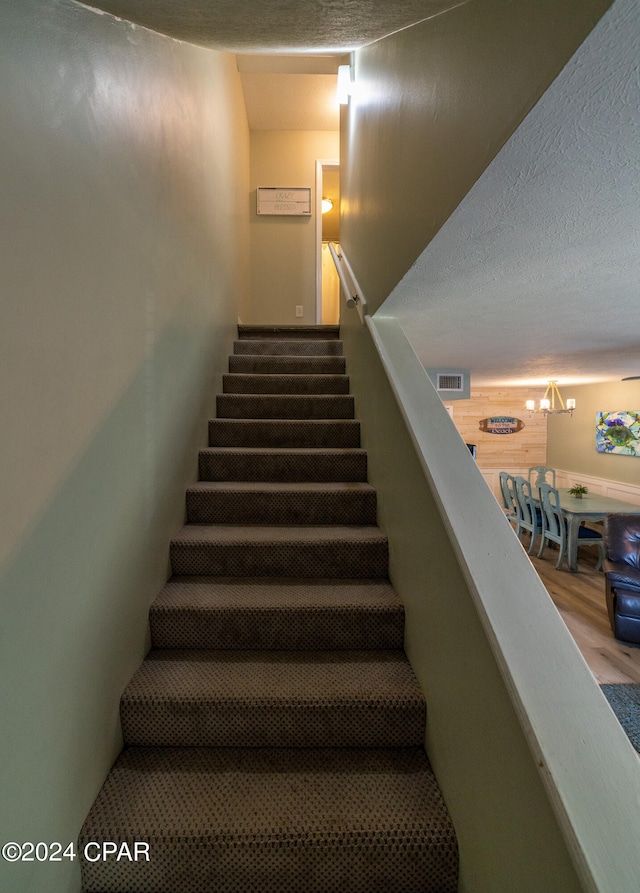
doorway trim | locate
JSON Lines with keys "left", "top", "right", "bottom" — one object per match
{"left": 315, "top": 159, "right": 340, "bottom": 324}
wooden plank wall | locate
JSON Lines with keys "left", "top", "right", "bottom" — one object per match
{"left": 446, "top": 387, "right": 547, "bottom": 468}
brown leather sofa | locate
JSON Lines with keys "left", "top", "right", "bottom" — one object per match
{"left": 604, "top": 513, "right": 640, "bottom": 645}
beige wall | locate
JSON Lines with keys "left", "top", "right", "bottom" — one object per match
{"left": 449, "top": 380, "right": 640, "bottom": 488}
{"left": 249, "top": 130, "right": 339, "bottom": 324}
{"left": 0, "top": 2, "right": 249, "bottom": 890}
{"left": 547, "top": 380, "right": 640, "bottom": 484}
{"left": 340, "top": 0, "right": 612, "bottom": 314}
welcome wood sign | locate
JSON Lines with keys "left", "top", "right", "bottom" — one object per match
{"left": 479, "top": 416, "right": 525, "bottom": 435}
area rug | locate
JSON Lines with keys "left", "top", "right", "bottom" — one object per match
{"left": 600, "top": 684, "right": 640, "bottom": 754}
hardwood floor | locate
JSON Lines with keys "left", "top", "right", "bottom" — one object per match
{"left": 528, "top": 542, "right": 640, "bottom": 684}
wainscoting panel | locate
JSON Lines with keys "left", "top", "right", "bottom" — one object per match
{"left": 481, "top": 466, "right": 640, "bottom": 507}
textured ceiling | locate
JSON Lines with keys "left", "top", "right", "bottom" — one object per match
{"left": 381, "top": 0, "right": 640, "bottom": 387}
{"left": 79, "top": 0, "right": 468, "bottom": 51}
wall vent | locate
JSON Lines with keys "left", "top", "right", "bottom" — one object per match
{"left": 436, "top": 373, "right": 464, "bottom": 392}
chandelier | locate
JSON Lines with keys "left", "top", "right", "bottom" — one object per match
{"left": 526, "top": 380, "right": 575, "bottom": 416}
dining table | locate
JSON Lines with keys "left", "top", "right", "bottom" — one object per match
{"left": 555, "top": 488, "right": 640, "bottom": 572}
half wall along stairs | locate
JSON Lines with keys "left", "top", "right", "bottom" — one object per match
{"left": 80, "top": 325, "right": 458, "bottom": 893}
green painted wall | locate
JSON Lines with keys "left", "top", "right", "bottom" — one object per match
{"left": 339, "top": 0, "right": 615, "bottom": 888}
{"left": 547, "top": 380, "right": 640, "bottom": 483}
{"left": 0, "top": 2, "right": 249, "bottom": 890}
{"left": 341, "top": 0, "right": 612, "bottom": 315}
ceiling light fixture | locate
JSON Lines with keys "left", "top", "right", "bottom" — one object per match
{"left": 526, "top": 380, "right": 576, "bottom": 416}
{"left": 321, "top": 197, "right": 333, "bottom": 214}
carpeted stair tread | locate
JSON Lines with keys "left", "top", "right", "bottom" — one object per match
{"left": 233, "top": 339, "right": 343, "bottom": 356}
{"left": 238, "top": 324, "right": 340, "bottom": 340}
{"left": 79, "top": 746, "right": 458, "bottom": 893}
{"left": 223, "top": 372, "right": 350, "bottom": 394}
{"left": 149, "top": 577, "right": 404, "bottom": 649}
{"left": 229, "top": 354, "right": 346, "bottom": 374}
{"left": 199, "top": 446, "right": 367, "bottom": 482}
{"left": 170, "top": 524, "right": 388, "bottom": 578}
{"left": 186, "top": 481, "right": 377, "bottom": 525}
{"left": 208, "top": 418, "right": 361, "bottom": 448}
{"left": 120, "top": 649, "right": 425, "bottom": 747}
{"left": 217, "top": 393, "right": 355, "bottom": 419}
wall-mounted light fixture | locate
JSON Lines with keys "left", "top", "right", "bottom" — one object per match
{"left": 526, "top": 380, "right": 575, "bottom": 415}
{"left": 321, "top": 197, "right": 334, "bottom": 214}
{"left": 337, "top": 64, "right": 352, "bottom": 105}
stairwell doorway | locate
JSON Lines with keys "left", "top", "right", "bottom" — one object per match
{"left": 315, "top": 159, "right": 340, "bottom": 324}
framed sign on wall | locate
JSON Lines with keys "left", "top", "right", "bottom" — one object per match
{"left": 256, "top": 187, "right": 311, "bottom": 216}
{"left": 479, "top": 416, "right": 525, "bottom": 435}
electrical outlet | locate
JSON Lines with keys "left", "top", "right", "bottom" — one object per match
{"left": 295, "top": 305, "right": 303, "bottom": 318}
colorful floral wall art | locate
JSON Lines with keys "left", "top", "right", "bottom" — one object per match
{"left": 596, "top": 412, "right": 640, "bottom": 456}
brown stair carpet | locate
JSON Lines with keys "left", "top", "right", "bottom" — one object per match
{"left": 229, "top": 353, "right": 346, "bottom": 374}
{"left": 232, "top": 338, "right": 344, "bottom": 356}
{"left": 79, "top": 324, "right": 458, "bottom": 893}
{"left": 80, "top": 748, "right": 454, "bottom": 893}
{"left": 185, "top": 481, "right": 377, "bottom": 525}
{"left": 222, "top": 372, "right": 351, "bottom": 394}
{"left": 216, "top": 393, "right": 355, "bottom": 419}
{"left": 120, "top": 649, "right": 425, "bottom": 747}
{"left": 149, "top": 578, "right": 405, "bottom": 650}
{"left": 199, "top": 445, "right": 368, "bottom": 482}
{"left": 238, "top": 324, "right": 341, "bottom": 339}
{"left": 208, "top": 418, "right": 361, "bottom": 448}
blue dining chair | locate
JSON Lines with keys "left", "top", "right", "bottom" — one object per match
{"left": 514, "top": 476, "right": 543, "bottom": 554}
{"left": 537, "top": 482, "right": 604, "bottom": 570}
{"left": 498, "top": 471, "right": 518, "bottom": 523}
{"left": 528, "top": 465, "right": 556, "bottom": 488}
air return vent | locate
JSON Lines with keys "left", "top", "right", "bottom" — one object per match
{"left": 425, "top": 368, "right": 470, "bottom": 400}
{"left": 436, "top": 373, "right": 464, "bottom": 392}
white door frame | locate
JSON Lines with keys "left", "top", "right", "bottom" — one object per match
{"left": 315, "top": 159, "right": 340, "bottom": 324}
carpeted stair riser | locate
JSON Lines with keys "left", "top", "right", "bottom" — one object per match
{"left": 233, "top": 339, "right": 343, "bottom": 356}
{"left": 186, "top": 482, "right": 377, "bottom": 525}
{"left": 169, "top": 525, "right": 389, "bottom": 578}
{"left": 217, "top": 393, "right": 354, "bottom": 420}
{"left": 229, "top": 354, "right": 346, "bottom": 374}
{"left": 120, "top": 649, "right": 425, "bottom": 747}
{"left": 79, "top": 747, "right": 458, "bottom": 893}
{"left": 149, "top": 579, "right": 405, "bottom": 650}
{"left": 199, "top": 447, "right": 367, "bottom": 482}
{"left": 223, "top": 372, "right": 350, "bottom": 394}
{"left": 238, "top": 324, "right": 341, "bottom": 340}
{"left": 209, "top": 419, "right": 361, "bottom": 448}
{"left": 79, "top": 324, "right": 459, "bottom": 893}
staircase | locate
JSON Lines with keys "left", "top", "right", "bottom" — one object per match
{"left": 79, "top": 325, "right": 458, "bottom": 893}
